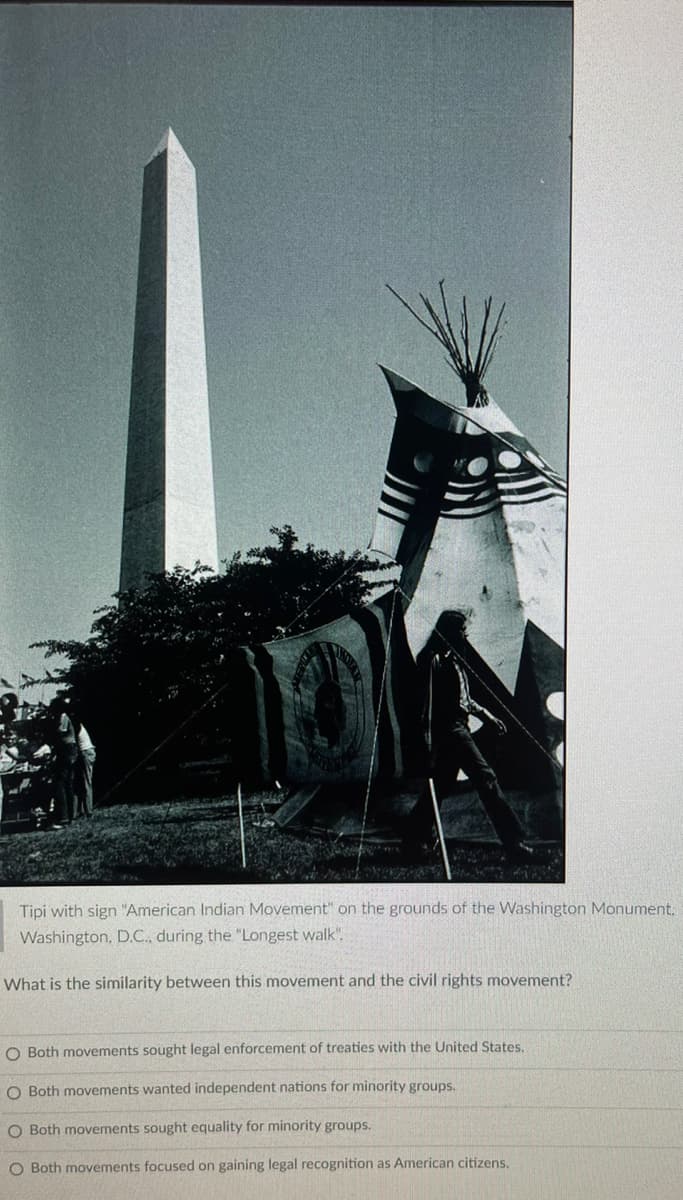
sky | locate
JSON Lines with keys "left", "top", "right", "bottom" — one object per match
{"left": 1, "top": 4, "right": 572, "bottom": 686}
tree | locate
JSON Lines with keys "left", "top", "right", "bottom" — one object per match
{"left": 33, "top": 528, "right": 393, "bottom": 795}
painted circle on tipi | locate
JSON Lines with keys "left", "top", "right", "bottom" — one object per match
{"left": 554, "top": 741, "right": 564, "bottom": 766}
{"left": 414, "top": 450, "right": 435, "bottom": 474}
{"left": 498, "top": 450, "right": 522, "bottom": 470}
{"left": 467, "top": 456, "right": 489, "bottom": 477}
{"left": 546, "top": 691, "right": 564, "bottom": 720}
{"left": 292, "top": 641, "right": 365, "bottom": 773}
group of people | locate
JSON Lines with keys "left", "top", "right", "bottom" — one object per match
{"left": 0, "top": 692, "right": 97, "bottom": 832}
{"left": 0, "top": 692, "right": 21, "bottom": 824}
{"left": 45, "top": 697, "right": 96, "bottom": 828}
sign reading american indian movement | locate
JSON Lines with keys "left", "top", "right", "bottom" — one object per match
{"left": 233, "top": 592, "right": 424, "bottom": 787}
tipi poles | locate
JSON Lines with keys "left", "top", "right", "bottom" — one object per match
{"left": 237, "top": 782, "right": 247, "bottom": 869}
{"left": 428, "top": 777, "right": 451, "bottom": 882}
{"left": 386, "top": 281, "right": 506, "bottom": 407}
{"left": 425, "top": 656, "right": 452, "bottom": 882}
{"left": 354, "top": 587, "right": 399, "bottom": 881}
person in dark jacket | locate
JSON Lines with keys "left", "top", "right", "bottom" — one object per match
{"left": 406, "top": 611, "right": 535, "bottom": 863}
{"left": 48, "top": 697, "right": 78, "bottom": 827}
{"left": 72, "top": 710, "right": 96, "bottom": 817}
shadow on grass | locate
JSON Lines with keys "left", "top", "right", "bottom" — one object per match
{"left": 158, "top": 810, "right": 246, "bottom": 829}
{"left": 110, "top": 862, "right": 269, "bottom": 885}
{"left": 320, "top": 849, "right": 407, "bottom": 871}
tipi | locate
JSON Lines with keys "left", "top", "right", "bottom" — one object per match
{"left": 234, "top": 285, "right": 565, "bottom": 844}
{"left": 372, "top": 285, "right": 565, "bottom": 809}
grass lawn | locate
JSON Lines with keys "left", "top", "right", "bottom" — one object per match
{"left": 0, "top": 792, "right": 562, "bottom": 886}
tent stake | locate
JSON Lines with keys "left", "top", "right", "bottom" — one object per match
{"left": 428, "top": 778, "right": 452, "bottom": 881}
{"left": 237, "top": 782, "right": 246, "bottom": 869}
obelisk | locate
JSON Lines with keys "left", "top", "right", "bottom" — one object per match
{"left": 119, "top": 129, "right": 218, "bottom": 593}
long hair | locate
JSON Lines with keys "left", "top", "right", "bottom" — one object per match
{"left": 415, "top": 609, "right": 470, "bottom": 735}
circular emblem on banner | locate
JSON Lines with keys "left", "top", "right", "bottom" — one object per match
{"left": 292, "top": 641, "right": 366, "bottom": 772}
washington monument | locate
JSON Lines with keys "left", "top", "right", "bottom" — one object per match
{"left": 119, "top": 129, "right": 218, "bottom": 593}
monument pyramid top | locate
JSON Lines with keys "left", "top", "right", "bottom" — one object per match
{"left": 146, "top": 127, "right": 191, "bottom": 166}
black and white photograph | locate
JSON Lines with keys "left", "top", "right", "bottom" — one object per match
{"left": 1, "top": 3, "right": 571, "bottom": 886}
